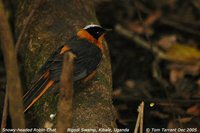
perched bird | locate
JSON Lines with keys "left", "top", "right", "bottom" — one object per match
{"left": 23, "top": 24, "right": 108, "bottom": 112}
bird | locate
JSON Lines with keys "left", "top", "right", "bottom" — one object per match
{"left": 23, "top": 24, "right": 108, "bottom": 112}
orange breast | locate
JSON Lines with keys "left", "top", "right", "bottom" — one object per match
{"left": 77, "top": 29, "right": 103, "bottom": 52}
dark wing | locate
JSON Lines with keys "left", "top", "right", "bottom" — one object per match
{"left": 23, "top": 45, "right": 70, "bottom": 112}
{"left": 69, "top": 38, "right": 102, "bottom": 81}
{"left": 49, "top": 36, "right": 102, "bottom": 82}
{"left": 23, "top": 37, "right": 102, "bottom": 112}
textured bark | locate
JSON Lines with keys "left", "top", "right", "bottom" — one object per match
{"left": 16, "top": 0, "right": 116, "bottom": 129}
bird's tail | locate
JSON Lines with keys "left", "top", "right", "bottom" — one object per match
{"left": 23, "top": 71, "right": 54, "bottom": 112}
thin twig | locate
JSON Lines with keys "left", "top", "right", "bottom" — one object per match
{"left": 0, "top": 0, "right": 26, "bottom": 130}
{"left": 134, "top": 102, "right": 144, "bottom": 133}
{"left": 15, "top": 0, "right": 42, "bottom": 54}
{"left": 134, "top": 108, "right": 140, "bottom": 133}
{"left": 1, "top": 92, "right": 8, "bottom": 131}
{"left": 57, "top": 52, "right": 75, "bottom": 133}
{"left": 115, "top": 24, "right": 166, "bottom": 59}
{"left": 139, "top": 102, "right": 144, "bottom": 133}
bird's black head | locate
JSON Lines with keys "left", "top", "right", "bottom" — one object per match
{"left": 84, "top": 24, "right": 107, "bottom": 40}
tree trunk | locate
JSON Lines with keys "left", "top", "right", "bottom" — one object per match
{"left": 16, "top": 0, "right": 116, "bottom": 128}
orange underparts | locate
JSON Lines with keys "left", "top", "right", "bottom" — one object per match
{"left": 60, "top": 45, "right": 70, "bottom": 54}
{"left": 83, "top": 71, "right": 97, "bottom": 82}
{"left": 77, "top": 29, "right": 104, "bottom": 51}
{"left": 24, "top": 80, "right": 54, "bottom": 112}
